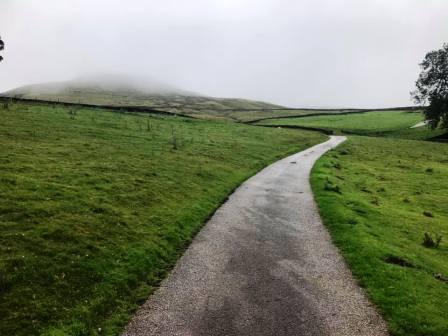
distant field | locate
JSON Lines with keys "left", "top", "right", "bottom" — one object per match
{"left": 225, "top": 108, "right": 361, "bottom": 122}
{"left": 257, "top": 110, "right": 448, "bottom": 141}
{"left": 257, "top": 110, "right": 422, "bottom": 131}
{"left": 0, "top": 101, "right": 325, "bottom": 335}
{"left": 312, "top": 136, "right": 448, "bottom": 335}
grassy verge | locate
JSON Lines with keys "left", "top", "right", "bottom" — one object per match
{"left": 311, "top": 136, "right": 448, "bottom": 335}
{"left": 0, "top": 101, "right": 326, "bottom": 335}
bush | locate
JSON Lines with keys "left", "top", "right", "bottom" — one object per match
{"left": 0, "top": 271, "right": 10, "bottom": 293}
{"left": 348, "top": 218, "right": 358, "bottom": 225}
{"left": 170, "top": 126, "right": 178, "bottom": 150}
{"left": 422, "top": 232, "right": 442, "bottom": 248}
{"left": 68, "top": 108, "right": 77, "bottom": 120}
{"left": 324, "top": 180, "right": 341, "bottom": 194}
{"left": 332, "top": 161, "right": 342, "bottom": 169}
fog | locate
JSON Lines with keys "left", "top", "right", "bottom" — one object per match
{"left": 1, "top": 0, "right": 447, "bottom": 108}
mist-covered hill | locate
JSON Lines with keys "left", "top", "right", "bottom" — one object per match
{"left": 1, "top": 75, "right": 285, "bottom": 120}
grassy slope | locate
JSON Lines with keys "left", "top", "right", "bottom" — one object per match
{"left": 311, "top": 136, "right": 448, "bottom": 335}
{"left": 2, "top": 82, "right": 367, "bottom": 122}
{"left": 2, "top": 86, "right": 285, "bottom": 121}
{"left": 5, "top": 91, "right": 358, "bottom": 122}
{"left": 0, "top": 101, "right": 326, "bottom": 335}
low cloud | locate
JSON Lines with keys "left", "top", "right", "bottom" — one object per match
{"left": 0, "top": 0, "right": 447, "bottom": 108}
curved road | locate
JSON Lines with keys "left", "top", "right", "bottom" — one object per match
{"left": 123, "top": 136, "right": 388, "bottom": 336}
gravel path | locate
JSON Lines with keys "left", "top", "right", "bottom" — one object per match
{"left": 123, "top": 136, "right": 388, "bottom": 336}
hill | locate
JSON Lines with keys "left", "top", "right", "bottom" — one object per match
{"left": 0, "top": 100, "right": 326, "bottom": 335}
{"left": 0, "top": 75, "right": 285, "bottom": 120}
{"left": 1, "top": 76, "right": 420, "bottom": 121}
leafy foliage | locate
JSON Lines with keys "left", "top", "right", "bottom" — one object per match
{"left": 0, "top": 36, "right": 4, "bottom": 62}
{"left": 412, "top": 43, "right": 448, "bottom": 129}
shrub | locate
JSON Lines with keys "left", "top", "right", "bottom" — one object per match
{"left": 324, "top": 180, "right": 341, "bottom": 194}
{"left": 348, "top": 218, "right": 358, "bottom": 225}
{"left": 332, "top": 161, "right": 342, "bottom": 169}
{"left": 0, "top": 271, "right": 10, "bottom": 293}
{"left": 68, "top": 108, "right": 77, "bottom": 120}
{"left": 170, "top": 126, "right": 178, "bottom": 150}
{"left": 371, "top": 198, "right": 380, "bottom": 206}
{"left": 361, "top": 186, "right": 371, "bottom": 193}
{"left": 422, "top": 232, "right": 442, "bottom": 248}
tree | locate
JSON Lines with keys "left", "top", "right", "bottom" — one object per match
{"left": 411, "top": 43, "right": 448, "bottom": 129}
{"left": 0, "top": 36, "right": 4, "bottom": 62}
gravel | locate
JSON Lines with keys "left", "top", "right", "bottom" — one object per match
{"left": 122, "top": 136, "right": 389, "bottom": 336}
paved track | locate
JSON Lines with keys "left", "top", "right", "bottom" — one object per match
{"left": 123, "top": 136, "right": 388, "bottom": 336}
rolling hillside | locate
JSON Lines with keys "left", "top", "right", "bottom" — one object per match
{"left": 1, "top": 76, "right": 421, "bottom": 122}
{"left": 0, "top": 99, "right": 326, "bottom": 335}
{"left": 0, "top": 75, "right": 285, "bottom": 120}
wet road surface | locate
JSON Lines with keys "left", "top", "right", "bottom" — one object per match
{"left": 123, "top": 136, "right": 388, "bottom": 336}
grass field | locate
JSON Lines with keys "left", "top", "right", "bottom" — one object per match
{"left": 257, "top": 110, "right": 436, "bottom": 136}
{"left": 0, "top": 101, "right": 326, "bottom": 335}
{"left": 225, "top": 108, "right": 361, "bottom": 122}
{"left": 311, "top": 136, "right": 448, "bottom": 335}
{"left": 258, "top": 110, "right": 422, "bottom": 130}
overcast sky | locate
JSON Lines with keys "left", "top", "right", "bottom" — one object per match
{"left": 1, "top": 0, "right": 447, "bottom": 108}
